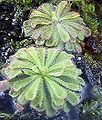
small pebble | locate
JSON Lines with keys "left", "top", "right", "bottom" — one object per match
{"left": 78, "top": 57, "right": 81, "bottom": 61}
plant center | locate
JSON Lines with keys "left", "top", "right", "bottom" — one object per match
{"left": 39, "top": 67, "right": 48, "bottom": 76}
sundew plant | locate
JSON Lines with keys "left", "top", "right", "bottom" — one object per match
{"left": 2, "top": 47, "right": 84, "bottom": 117}
{"left": 23, "top": 1, "right": 91, "bottom": 50}
{"left": 1, "top": 1, "right": 92, "bottom": 118}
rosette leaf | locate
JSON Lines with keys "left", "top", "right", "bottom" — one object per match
{"left": 2, "top": 47, "right": 84, "bottom": 117}
{"left": 23, "top": 1, "right": 91, "bottom": 47}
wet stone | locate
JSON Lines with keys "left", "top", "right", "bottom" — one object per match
{"left": 0, "top": 93, "right": 15, "bottom": 114}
